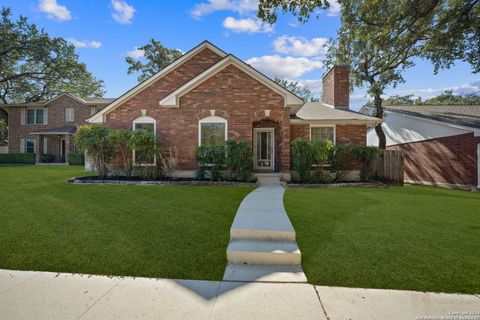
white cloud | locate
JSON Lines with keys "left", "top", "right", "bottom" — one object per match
{"left": 327, "top": 0, "right": 341, "bottom": 16}
{"left": 67, "top": 38, "right": 102, "bottom": 49}
{"left": 273, "top": 35, "right": 328, "bottom": 57}
{"left": 190, "top": 0, "right": 258, "bottom": 19}
{"left": 223, "top": 17, "right": 272, "bottom": 33}
{"left": 126, "top": 47, "right": 145, "bottom": 60}
{"left": 38, "top": 0, "right": 71, "bottom": 21}
{"left": 246, "top": 55, "right": 323, "bottom": 78}
{"left": 111, "top": 0, "right": 135, "bottom": 24}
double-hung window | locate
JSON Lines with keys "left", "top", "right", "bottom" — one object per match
{"left": 65, "top": 108, "right": 74, "bottom": 122}
{"left": 26, "top": 109, "right": 44, "bottom": 125}
{"left": 132, "top": 116, "right": 156, "bottom": 166}
{"left": 25, "top": 139, "right": 35, "bottom": 153}
{"left": 310, "top": 125, "right": 335, "bottom": 143}
{"left": 198, "top": 116, "right": 227, "bottom": 146}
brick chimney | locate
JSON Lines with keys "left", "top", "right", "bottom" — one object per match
{"left": 322, "top": 65, "right": 349, "bottom": 110}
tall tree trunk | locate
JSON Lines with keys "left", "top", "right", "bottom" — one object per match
{"left": 373, "top": 90, "right": 386, "bottom": 149}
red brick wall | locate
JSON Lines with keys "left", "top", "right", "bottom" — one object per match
{"left": 106, "top": 49, "right": 291, "bottom": 171}
{"left": 289, "top": 124, "right": 366, "bottom": 145}
{"left": 322, "top": 66, "right": 349, "bottom": 110}
{"left": 388, "top": 133, "right": 478, "bottom": 187}
{"left": 7, "top": 95, "right": 103, "bottom": 155}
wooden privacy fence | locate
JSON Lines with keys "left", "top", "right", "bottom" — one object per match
{"left": 372, "top": 150, "right": 405, "bottom": 185}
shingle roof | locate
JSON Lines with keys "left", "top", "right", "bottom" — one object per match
{"left": 385, "top": 105, "right": 480, "bottom": 129}
{"left": 30, "top": 125, "right": 77, "bottom": 135}
{"left": 294, "top": 102, "right": 381, "bottom": 124}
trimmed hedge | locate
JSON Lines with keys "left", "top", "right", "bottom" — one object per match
{"left": 68, "top": 153, "right": 85, "bottom": 165}
{"left": 0, "top": 153, "right": 35, "bottom": 164}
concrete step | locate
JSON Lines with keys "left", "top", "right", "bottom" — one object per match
{"left": 231, "top": 227, "right": 296, "bottom": 241}
{"left": 255, "top": 173, "right": 282, "bottom": 186}
{"left": 227, "top": 240, "right": 301, "bottom": 266}
{"left": 223, "top": 263, "right": 308, "bottom": 282}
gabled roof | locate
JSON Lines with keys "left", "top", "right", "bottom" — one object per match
{"left": 159, "top": 54, "right": 304, "bottom": 109}
{"left": 2, "top": 93, "right": 115, "bottom": 107}
{"left": 88, "top": 41, "right": 227, "bottom": 123}
{"left": 385, "top": 105, "right": 480, "bottom": 129}
{"left": 293, "top": 102, "right": 381, "bottom": 125}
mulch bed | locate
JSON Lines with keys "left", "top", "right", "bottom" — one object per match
{"left": 68, "top": 176, "right": 257, "bottom": 186}
{"left": 287, "top": 181, "right": 388, "bottom": 188}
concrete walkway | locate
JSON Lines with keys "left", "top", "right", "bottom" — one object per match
{"left": 1, "top": 269, "right": 479, "bottom": 320}
{"left": 223, "top": 185, "right": 306, "bottom": 282}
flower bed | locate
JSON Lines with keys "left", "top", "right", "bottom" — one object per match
{"left": 287, "top": 181, "right": 387, "bottom": 188}
{"left": 69, "top": 176, "right": 256, "bottom": 186}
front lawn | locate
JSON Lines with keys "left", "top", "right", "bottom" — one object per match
{"left": 0, "top": 166, "right": 253, "bottom": 280}
{"left": 285, "top": 186, "right": 480, "bottom": 294}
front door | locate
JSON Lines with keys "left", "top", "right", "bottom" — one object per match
{"left": 254, "top": 128, "right": 275, "bottom": 171}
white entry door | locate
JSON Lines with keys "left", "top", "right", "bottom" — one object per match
{"left": 254, "top": 128, "right": 275, "bottom": 171}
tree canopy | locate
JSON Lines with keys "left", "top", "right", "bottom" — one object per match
{"left": 0, "top": 7, "right": 104, "bottom": 105}
{"left": 257, "top": 0, "right": 479, "bottom": 148}
{"left": 383, "top": 91, "right": 480, "bottom": 106}
{"left": 126, "top": 39, "right": 184, "bottom": 82}
{"left": 274, "top": 77, "right": 312, "bottom": 101}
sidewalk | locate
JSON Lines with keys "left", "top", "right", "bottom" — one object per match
{"left": 1, "top": 269, "right": 479, "bottom": 320}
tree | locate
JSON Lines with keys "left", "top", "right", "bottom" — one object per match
{"left": 257, "top": 0, "right": 479, "bottom": 148}
{"left": 110, "top": 129, "right": 134, "bottom": 177}
{"left": 274, "top": 77, "right": 312, "bottom": 101}
{"left": 126, "top": 39, "right": 183, "bottom": 82}
{"left": 0, "top": 7, "right": 104, "bottom": 105}
{"left": 74, "top": 125, "right": 116, "bottom": 178}
{"left": 381, "top": 91, "right": 480, "bottom": 106}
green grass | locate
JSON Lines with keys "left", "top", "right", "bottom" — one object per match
{"left": 285, "top": 186, "right": 480, "bottom": 294}
{"left": 0, "top": 166, "right": 254, "bottom": 280}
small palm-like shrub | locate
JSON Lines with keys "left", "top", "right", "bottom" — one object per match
{"left": 195, "top": 145, "right": 226, "bottom": 181}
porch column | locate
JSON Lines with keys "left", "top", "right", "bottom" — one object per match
{"left": 35, "top": 135, "right": 41, "bottom": 164}
{"left": 64, "top": 135, "right": 70, "bottom": 165}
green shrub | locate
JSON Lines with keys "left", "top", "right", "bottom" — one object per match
{"left": 68, "top": 153, "right": 85, "bottom": 165}
{"left": 40, "top": 154, "right": 55, "bottom": 163}
{"left": 195, "top": 145, "right": 226, "bottom": 181}
{"left": 133, "top": 165, "right": 159, "bottom": 180}
{"left": 0, "top": 153, "right": 35, "bottom": 164}
{"left": 348, "top": 145, "right": 380, "bottom": 181}
{"left": 225, "top": 140, "right": 253, "bottom": 181}
{"left": 130, "top": 129, "right": 158, "bottom": 167}
{"left": 74, "top": 125, "right": 116, "bottom": 178}
{"left": 291, "top": 139, "right": 315, "bottom": 182}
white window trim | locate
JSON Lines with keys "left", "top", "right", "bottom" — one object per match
{"left": 198, "top": 116, "right": 228, "bottom": 146}
{"left": 25, "top": 138, "right": 36, "bottom": 153}
{"left": 26, "top": 108, "right": 45, "bottom": 125}
{"left": 65, "top": 108, "right": 74, "bottom": 122}
{"left": 309, "top": 124, "right": 336, "bottom": 144}
{"left": 132, "top": 116, "right": 156, "bottom": 166}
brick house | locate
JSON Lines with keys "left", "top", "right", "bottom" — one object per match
{"left": 88, "top": 41, "right": 380, "bottom": 180}
{"left": 361, "top": 104, "right": 480, "bottom": 189}
{"left": 4, "top": 94, "right": 113, "bottom": 163}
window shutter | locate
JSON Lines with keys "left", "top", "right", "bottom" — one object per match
{"left": 43, "top": 138, "right": 48, "bottom": 155}
{"left": 20, "top": 139, "right": 25, "bottom": 153}
{"left": 21, "top": 108, "right": 26, "bottom": 125}
{"left": 43, "top": 108, "right": 48, "bottom": 124}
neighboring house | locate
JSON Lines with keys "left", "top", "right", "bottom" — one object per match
{"left": 361, "top": 104, "right": 480, "bottom": 189}
{"left": 87, "top": 41, "right": 380, "bottom": 180}
{"left": 4, "top": 94, "right": 114, "bottom": 163}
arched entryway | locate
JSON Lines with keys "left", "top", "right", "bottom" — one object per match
{"left": 253, "top": 120, "right": 280, "bottom": 172}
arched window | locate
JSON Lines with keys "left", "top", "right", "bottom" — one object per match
{"left": 132, "top": 116, "right": 156, "bottom": 166}
{"left": 198, "top": 116, "right": 227, "bottom": 146}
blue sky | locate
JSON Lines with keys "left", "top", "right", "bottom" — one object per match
{"left": 3, "top": 0, "right": 479, "bottom": 110}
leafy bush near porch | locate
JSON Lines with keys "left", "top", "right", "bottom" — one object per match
{"left": 225, "top": 140, "right": 254, "bottom": 182}
{"left": 195, "top": 144, "right": 226, "bottom": 181}
{"left": 194, "top": 140, "right": 254, "bottom": 182}
{"left": 291, "top": 140, "right": 380, "bottom": 183}
{"left": 0, "top": 153, "right": 35, "bottom": 164}
{"left": 68, "top": 153, "right": 84, "bottom": 165}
